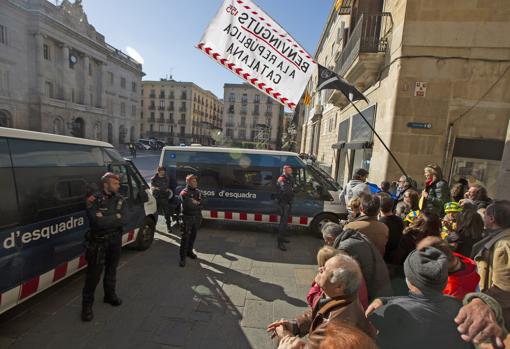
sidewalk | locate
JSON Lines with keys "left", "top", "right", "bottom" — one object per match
{"left": 0, "top": 220, "right": 321, "bottom": 349}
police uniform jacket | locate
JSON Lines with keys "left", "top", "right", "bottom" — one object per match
{"left": 180, "top": 186, "right": 202, "bottom": 217}
{"left": 277, "top": 174, "right": 294, "bottom": 205}
{"left": 86, "top": 191, "right": 127, "bottom": 235}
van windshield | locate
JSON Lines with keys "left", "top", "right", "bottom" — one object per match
{"left": 307, "top": 165, "right": 341, "bottom": 191}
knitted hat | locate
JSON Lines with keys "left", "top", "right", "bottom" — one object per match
{"left": 404, "top": 247, "right": 448, "bottom": 292}
{"left": 404, "top": 210, "right": 420, "bottom": 224}
{"left": 444, "top": 202, "right": 462, "bottom": 213}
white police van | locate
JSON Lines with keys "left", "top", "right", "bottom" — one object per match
{"left": 0, "top": 128, "right": 157, "bottom": 315}
{"left": 160, "top": 146, "right": 347, "bottom": 235}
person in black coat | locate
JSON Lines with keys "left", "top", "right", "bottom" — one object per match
{"left": 367, "top": 247, "right": 474, "bottom": 349}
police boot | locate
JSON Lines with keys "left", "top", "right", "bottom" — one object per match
{"left": 187, "top": 251, "right": 197, "bottom": 259}
{"left": 179, "top": 258, "right": 186, "bottom": 267}
{"left": 277, "top": 241, "right": 287, "bottom": 252}
{"left": 103, "top": 294, "right": 123, "bottom": 306}
{"left": 81, "top": 304, "right": 93, "bottom": 322}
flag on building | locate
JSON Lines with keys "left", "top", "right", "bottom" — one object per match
{"left": 303, "top": 91, "right": 311, "bottom": 106}
{"left": 316, "top": 64, "right": 368, "bottom": 103}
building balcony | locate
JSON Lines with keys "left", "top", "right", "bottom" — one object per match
{"left": 167, "top": 119, "right": 175, "bottom": 124}
{"left": 238, "top": 123, "right": 247, "bottom": 128}
{"left": 149, "top": 94, "right": 156, "bottom": 99}
{"left": 159, "top": 94, "right": 165, "bottom": 99}
{"left": 158, "top": 118, "right": 165, "bottom": 123}
{"left": 178, "top": 120, "right": 186, "bottom": 125}
{"left": 329, "top": 12, "right": 392, "bottom": 107}
{"left": 265, "top": 112, "right": 272, "bottom": 117}
{"left": 149, "top": 117, "right": 156, "bottom": 122}
{"left": 158, "top": 106, "right": 165, "bottom": 110}
{"left": 225, "top": 122, "right": 235, "bottom": 127}
{"left": 148, "top": 106, "right": 156, "bottom": 110}
{"left": 179, "top": 107, "right": 187, "bottom": 112}
{"left": 167, "top": 106, "right": 174, "bottom": 111}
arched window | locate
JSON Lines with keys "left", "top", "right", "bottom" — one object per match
{"left": 71, "top": 117, "right": 85, "bottom": 138}
{"left": 130, "top": 126, "right": 136, "bottom": 142}
{"left": 0, "top": 110, "right": 12, "bottom": 128}
{"left": 119, "top": 125, "right": 127, "bottom": 144}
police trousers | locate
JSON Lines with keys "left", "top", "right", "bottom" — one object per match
{"left": 278, "top": 203, "right": 291, "bottom": 242}
{"left": 157, "top": 198, "right": 173, "bottom": 226}
{"left": 82, "top": 232, "right": 122, "bottom": 305}
{"left": 180, "top": 215, "right": 202, "bottom": 259}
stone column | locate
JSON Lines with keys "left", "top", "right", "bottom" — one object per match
{"left": 496, "top": 121, "right": 510, "bottom": 200}
{"left": 34, "top": 34, "right": 45, "bottom": 96}
{"left": 61, "top": 45, "right": 69, "bottom": 101}
{"left": 83, "top": 55, "right": 90, "bottom": 106}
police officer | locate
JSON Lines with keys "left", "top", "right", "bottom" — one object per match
{"left": 276, "top": 165, "right": 294, "bottom": 251}
{"left": 151, "top": 166, "right": 176, "bottom": 232}
{"left": 81, "top": 172, "right": 126, "bottom": 322}
{"left": 179, "top": 174, "right": 202, "bottom": 267}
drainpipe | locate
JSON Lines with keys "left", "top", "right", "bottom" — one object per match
{"left": 443, "top": 123, "right": 454, "bottom": 182}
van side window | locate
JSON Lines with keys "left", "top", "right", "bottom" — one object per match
{"left": 10, "top": 140, "right": 104, "bottom": 167}
{"left": 231, "top": 169, "right": 274, "bottom": 189}
{"left": 56, "top": 179, "right": 87, "bottom": 200}
{"left": 0, "top": 138, "right": 18, "bottom": 228}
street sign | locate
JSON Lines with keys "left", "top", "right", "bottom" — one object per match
{"left": 407, "top": 122, "right": 432, "bottom": 129}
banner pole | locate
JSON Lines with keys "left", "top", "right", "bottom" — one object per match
{"left": 348, "top": 100, "right": 408, "bottom": 178}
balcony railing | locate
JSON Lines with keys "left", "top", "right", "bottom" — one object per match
{"left": 158, "top": 106, "right": 165, "bottom": 110}
{"left": 225, "top": 122, "right": 235, "bottom": 127}
{"left": 158, "top": 118, "right": 165, "bottom": 123}
{"left": 167, "top": 105, "right": 174, "bottom": 111}
{"left": 336, "top": 13, "right": 391, "bottom": 76}
{"left": 148, "top": 106, "right": 155, "bottom": 110}
{"left": 178, "top": 120, "right": 186, "bottom": 125}
{"left": 149, "top": 94, "right": 156, "bottom": 99}
{"left": 179, "top": 107, "right": 187, "bottom": 112}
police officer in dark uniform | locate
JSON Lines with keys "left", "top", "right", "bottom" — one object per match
{"left": 276, "top": 165, "right": 294, "bottom": 251}
{"left": 151, "top": 166, "right": 176, "bottom": 232}
{"left": 81, "top": 172, "right": 127, "bottom": 322}
{"left": 179, "top": 174, "right": 202, "bottom": 267}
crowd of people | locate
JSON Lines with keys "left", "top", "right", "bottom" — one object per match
{"left": 268, "top": 163, "right": 510, "bottom": 349}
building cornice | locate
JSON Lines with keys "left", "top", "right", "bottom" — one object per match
{"left": 7, "top": 0, "right": 143, "bottom": 76}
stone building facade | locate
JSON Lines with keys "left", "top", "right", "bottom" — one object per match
{"left": 222, "top": 83, "right": 284, "bottom": 150}
{"left": 141, "top": 79, "right": 223, "bottom": 146}
{"left": 301, "top": 0, "right": 510, "bottom": 197}
{"left": 0, "top": 0, "right": 143, "bottom": 147}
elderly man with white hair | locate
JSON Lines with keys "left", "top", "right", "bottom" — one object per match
{"left": 267, "top": 253, "right": 375, "bottom": 348}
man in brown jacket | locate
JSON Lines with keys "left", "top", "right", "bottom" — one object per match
{"left": 471, "top": 200, "right": 510, "bottom": 326}
{"left": 266, "top": 254, "right": 375, "bottom": 347}
{"left": 345, "top": 193, "right": 389, "bottom": 256}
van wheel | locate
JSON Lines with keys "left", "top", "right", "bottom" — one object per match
{"left": 310, "top": 213, "right": 339, "bottom": 238}
{"left": 134, "top": 217, "right": 155, "bottom": 251}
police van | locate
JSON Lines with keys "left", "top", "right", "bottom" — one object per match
{"left": 0, "top": 128, "right": 157, "bottom": 315}
{"left": 160, "top": 146, "right": 347, "bottom": 236}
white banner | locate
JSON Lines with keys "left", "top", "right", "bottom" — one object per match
{"left": 197, "top": 0, "right": 316, "bottom": 110}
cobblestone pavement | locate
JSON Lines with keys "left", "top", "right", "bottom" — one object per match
{"left": 0, "top": 219, "right": 322, "bottom": 349}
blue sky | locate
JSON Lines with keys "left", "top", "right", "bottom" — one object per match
{"left": 80, "top": 0, "right": 332, "bottom": 98}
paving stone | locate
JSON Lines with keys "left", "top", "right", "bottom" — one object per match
{"left": 241, "top": 300, "right": 273, "bottom": 329}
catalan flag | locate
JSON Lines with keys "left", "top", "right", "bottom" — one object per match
{"left": 334, "top": 0, "right": 344, "bottom": 12}
{"left": 303, "top": 90, "right": 312, "bottom": 106}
